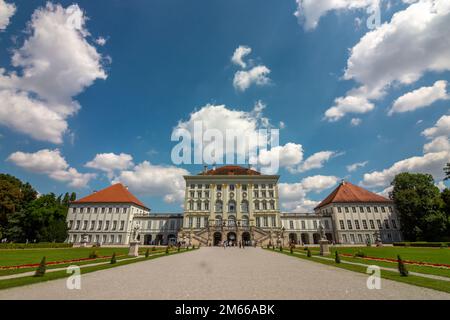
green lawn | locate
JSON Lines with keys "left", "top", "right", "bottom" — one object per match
{"left": 269, "top": 248, "right": 450, "bottom": 294}
{"left": 317, "top": 246, "right": 450, "bottom": 265}
{"left": 0, "top": 248, "right": 194, "bottom": 290}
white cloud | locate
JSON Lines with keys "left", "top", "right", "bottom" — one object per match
{"left": 297, "top": 151, "right": 340, "bottom": 172}
{"left": 389, "top": 80, "right": 449, "bottom": 115}
{"left": 294, "top": 0, "right": 378, "bottom": 30}
{"left": 233, "top": 65, "right": 271, "bottom": 92}
{"left": 0, "top": 3, "right": 107, "bottom": 143}
{"left": 362, "top": 151, "right": 449, "bottom": 188}
{"left": 0, "top": 0, "right": 15, "bottom": 31}
{"left": 347, "top": 161, "right": 368, "bottom": 172}
{"left": 253, "top": 143, "right": 303, "bottom": 169}
{"left": 422, "top": 115, "right": 450, "bottom": 138}
{"left": 423, "top": 136, "right": 450, "bottom": 153}
{"left": 113, "top": 161, "right": 189, "bottom": 203}
{"left": 350, "top": 118, "right": 362, "bottom": 126}
{"left": 7, "top": 149, "right": 95, "bottom": 188}
{"left": 85, "top": 153, "right": 134, "bottom": 178}
{"left": 95, "top": 37, "right": 107, "bottom": 46}
{"left": 325, "top": 0, "right": 450, "bottom": 121}
{"left": 279, "top": 175, "right": 339, "bottom": 212}
{"left": 231, "top": 45, "right": 252, "bottom": 68}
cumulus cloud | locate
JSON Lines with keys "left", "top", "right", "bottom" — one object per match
{"left": 113, "top": 161, "right": 189, "bottom": 203}
{"left": 294, "top": 151, "right": 340, "bottom": 173}
{"left": 279, "top": 175, "right": 339, "bottom": 212}
{"left": 325, "top": 0, "right": 450, "bottom": 121}
{"left": 423, "top": 136, "right": 450, "bottom": 153}
{"left": 294, "top": 0, "right": 378, "bottom": 30}
{"left": 253, "top": 143, "right": 304, "bottom": 170}
{"left": 7, "top": 149, "right": 95, "bottom": 188}
{"left": 85, "top": 153, "right": 134, "bottom": 178}
{"left": 350, "top": 118, "right": 362, "bottom": 126}
{"left": 0, "top": 0, "right": 15, "bottom": 30}
{"left": 231, "top": 45, "right": 252, "bottom": 68}
{"left": 422, "top": 115, "right": 450, "bottom": 138}
{"left": 389, "top": 80, "right": 449, "bottom": 115}
{"left": 347, "top": 161, "right": 368, "bottom": 172}
{"left": 233, "top": 65, "right": 271, "bottom": 92}
{"left": 0, "top": 3, "right": 107, "bottom": 143}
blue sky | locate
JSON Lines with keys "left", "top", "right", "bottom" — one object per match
{"left": 1, "top": 0, "right": 450, "bottom": 212}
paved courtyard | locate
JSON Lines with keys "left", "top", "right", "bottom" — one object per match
{"left": 0, "top": 247, "right": 449, "bottom": 300}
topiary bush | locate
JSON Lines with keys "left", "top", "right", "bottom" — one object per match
{"left": 335, "top": 251, "right": 341, "bottom": 264}
{"left": 145, "top": 248, "right": 150, "bottom": 258}
{"left": 165, "top": 246, "right": 169, "bottom": 254}
{"left": 397, "top": 255, "right": 408, "bottom": 277}
{"left": 88, "top": 250, "right": 98, "bottom": 259}
{"left": 307, "top": 248, "right": 312, "bottom": 257}
{"left": 34, "top": 256, "right": 46, "bottom": 277}
{"left": 354, "top": 250, "right": 366, "bottom": 258}
{"left": 110, "top": 252, "right": 117, "bottom": 264}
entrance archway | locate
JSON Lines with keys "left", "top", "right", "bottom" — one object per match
{"left": 242, "top": 232, "right": 251, "bottom": 246}
{"left": 301, "top": 233, "right": 309, "bottom": 244}
{"left": 313, "top": 233, "right": 320, "bottom": 244}
{"left": 144, "top": 234, "right": 152, "bottom": 245}
{"left": 155, "top": 234, "right": 164, "bottom": 245}
{"left": 289, "top": 233, "right": 298, "bottom": 244}
{"left": 213, "top": 232, "right": 222, "bottom": 246}
{"left": 227, "top": 232, "right": 237, "bottom": 246}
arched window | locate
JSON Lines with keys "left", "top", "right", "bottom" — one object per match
{"left": 215, "top": 215, "right": 222, "bottom": 226}
{"left": 242, "top": 215, "right": 249, "bottom": 226}
{"left": 254, "top": 200, "right": 260, "bottom": 210}
{"left": 228, "top": 215, "right": 236, "bottom": 226}
{"left": 215, "top": 200, "right": 223, "bottom": 212}
{"left": 241, "top": 200, "right": 249, "bottom": 213}
{"left": 228, "top": 200, "right": 236, "bottom": 213}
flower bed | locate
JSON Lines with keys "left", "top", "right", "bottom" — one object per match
{"left": 0, "top": 254, "right": 125, "bottom": 270}
{"left": 340, "top": 253, "right": 450, "bottom": 269}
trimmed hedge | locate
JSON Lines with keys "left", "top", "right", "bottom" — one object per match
{"left": 0, "top": 243, "right": 73, "bottom": 249}
{"left": 393, "top": 242, "right": 450, "bottom": 248}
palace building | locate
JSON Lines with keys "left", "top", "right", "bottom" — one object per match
{"left": 66, "top": 165, "right": 402, "bottom": 246}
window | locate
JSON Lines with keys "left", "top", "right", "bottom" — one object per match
{"left": 362, "top": 220, "right": 368, "bottom": 229}
{"left": 189, "top": 217, "right": 193, "bottom": 228}
{"left": 215, "top": 200, "right": 223, "bottom": 212}
{"left": 355, "top": 220, "right": 360, "bottom": 230}
{"left": 376, "top": 219, "right": 382, "bottom": 229}
{"left": 205, "top": 201, "right": 210, "bottom": 211}
{"left": 110, "top": 235, "right": 115, "bottom": 243}
{"left": 90, "top": 221, "right": 95, "bottom": 230}
{"left": 271, "top": 216, "right": 276, "bottom": 227}
{"left": 120, "top": 221, "right": 125, "bottom": 230}
{"left": 68, "top": 220, "right": 73, "bottom": 229}
{"left": 359, "top": 206, "right": 364, "bottom": 213}
{"left": 254, "top": 184, "right": 258, "bottom": 189}
{"left": 313, "top": 220, "right": 318, "bottom": 229}
{"left": 97, "top": 221, "right": 102, "bottom": 230}
{"left": 196, "top": 200, "right": 202, "bottom": 210}
{"left": 374, "top": 207, "right": 379, "bottom": 213}
{"left": 352, "top": 207, "right": 356, "bottom": 213}
{"left": 102, "top": 235, "right": 107, "bottom": 243}
{"left": 339, "top": 220, "right": 345, "bottom": 230}
{"left": 389, "top": 206, "right": 393, "bottom": 213}
{"left": 347, "top": 220, "right": 353, "bottom": 230}
{"left": 289, "top": 221, "right": 294, "bottom": 229}
{"left": 270, "top": 201, "right": 275, "bottom": 210}
{"left": 228, "top": 200, "right": 236, "bottom": 213}
{"left": 261, "top": 184, "right": 266, "bottom": 189}
{"left": 262, "top": 201, "right": 267, "bottom": 210}
{"left": 118, "top": 235, "right": 122, "bottom": 243}
{"left": 190, "top": 191, "right": 195, "bottom": 198}
{"left": 242, "top": 184, "right": 247, "bottom": 191}
{"left": 254, "top": 201, "right": 260, "bottom": 210}
{"left": 205, "top": 184, "right": 210, "bottom": 189}
{"left": 123, "top": 207, "right": 127, "bottom": 214}
{"left": 105, "top": 221, "right": 110, "bottom": 230}
{"left": 197, "top": 191, "right": 202, "bottom": 198}
{"left": 301, "top": 220, "right": 306, "bottom": 229}
{"left": 337, "top": 207, "right": 342, "bottom": 213}
{"left": 196, "top": 217, "right": 201, "bottom": 228}
{"left": 324, "top": 220, "right": 329, "bottom": 229}
{"left": 197, "top": 184, "right": 202, "bottom": 189}
{"left": 108, "top": 207, "right": 112, "bottom": 213}
{"left": 350, "top": 234, "right": 355, "bottom": 243}
{"left": 205, "top": 191, "right": 210, "bottom": 198}
{"left": 369, "top": 220, "right": 375, "bottom": 229}
{"left": 189, "top": 201, "right": 194, "bottom": 210}
{"left": 384, "top": 219, "right": 390, "bottom": 229}
{"left": 345, "top": 207, "right": 349, "bottom": 213}
{"left": 392, "top": 219, "right": 397, "bottom": 229}
{"left": 269, "top": 191, "right": 274, "bottom": 198}
{"left": 80, "top": 208, "right": 84, "bottom": 214}
{"left": 263, "top": 216, "right": 268, "bottom": 227}
{"left": 342, "top": 234, "right": 347, "bottom": 243}
{"left": 112, "top": 221, "right": 117, "bottom": 231}
{"left": 381, "top": 206, "right": 386, "bottom": 213}
{"left": 254, "top": 191, "right": 258, "bottom": 198}
{"left": 94, "top": 207, "right": 98, "bottom": 214}
{"left": 75, "top": 220, "right": 80, "bottom": 230}
{"left": 86, "top": 208, "right": 91, "bottom": 214}
{"left": 262, "top": 191, "right": 266, "bottom": 197}
{"left": 229, "top": 184, "right": 235, "bottom": 191}
{"left": 217, "top": 185, "right": 222, "bottom": 191}
{"left": 190, "top": 184, "right": 195, "bottom": 189}
{"left": 357, "top": 234, "right": 363, "bottom": 243}
{"left": 82, "top": 220, "right": 88, "bottom": 230}
{"left": 95, "top": 235, "right": 100, "bottom": 243}
{"left": 241, "top": 200, "right": 248, "bottom": 213}
{"left": 366, "top": 207, "right": 371, "bottom": 213}
{"left": 269, "top": 184, "right": 273, "bottom": 189}
{"left": 72, "top": 235, "right": 77, "bottom": 243}
{"left": 101, "top": 207, "right": 106, "bottom": 214}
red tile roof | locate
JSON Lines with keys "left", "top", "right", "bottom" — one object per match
{"left": 315, "top": 181, "right": 392, "bottom": 210}
{"left": 200, "top": 165, "right": 261, "bottom": 176}
{"left": 72, "top": 183, "right": 148, "bottom": 209}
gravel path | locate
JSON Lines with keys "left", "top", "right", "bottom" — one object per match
{"left": 0, "top": 247, "right": 449, "bottom": 300}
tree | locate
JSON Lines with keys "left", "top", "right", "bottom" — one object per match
{"left": 444, "top": 163, "right": 450, "bottom": 181}
{"left": 391, "top": 173, "right": 446, "bottom": 241}
{"left": 34, "top": 257, "right": 46, "bottom": 277}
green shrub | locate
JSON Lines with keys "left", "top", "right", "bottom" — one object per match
{"left": 34, "top": 256, "right": 46, "bottom": 277}
{"left": 303, "top": 247, "right": 308, "bottom": 251}
{"left": 88, "top": 250, "right": 98, "bottom": 259}
{"left": 354, "top": 250, "right": 366, "bottom": 258}
{"left": 307, "top": 248, "right": 312, "bottom": 257}
{"left": 393, "top": 241, "right": 450, "bottom": 248}
{"left": 165, "top": 246, "right": 169, "bottom": 254}
{"left": 110, "top": 252, "right": 117, "bottom": 264}
{"left": 145, "top": 248, "right": 150, "bottom": 258}
{"left": 335, "top": 251, "right": 341, "bottom": 264}
{"left": 290, "top": 246, "right": 293, "bottom": 254}
{"left": 397, "top": 255, "right": 408, "bottom": 277}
